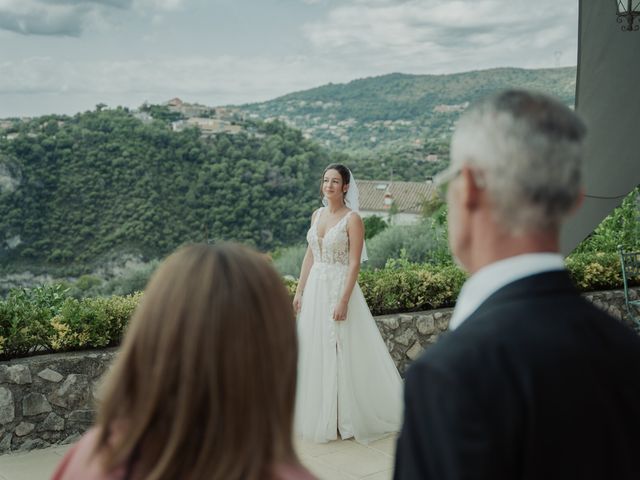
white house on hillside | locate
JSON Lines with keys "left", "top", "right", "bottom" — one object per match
{"left": 356, "top": 179, "right": 436, "bottom": 225}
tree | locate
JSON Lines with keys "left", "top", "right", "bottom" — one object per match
{"left": 363, "top": 215, "right": 388, "bottom": 240}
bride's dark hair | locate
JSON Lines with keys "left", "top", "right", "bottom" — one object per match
{"left": 320, "top": 164, "right": 350, "bottom": 199}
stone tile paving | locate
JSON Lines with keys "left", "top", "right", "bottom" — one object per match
{"left": 0, "top": 435, "right": 397, "bottom": 480}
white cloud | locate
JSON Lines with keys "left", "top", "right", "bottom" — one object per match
{"left": 303, "top": 0, "right": 578, "bottom": 73}
{"left": 0, "top": 55, "right": 351, "bottom": 106}
{"left": 0, "top": 0, "right": 187, "bottom": 36}
{"left": 135, "top": 0, "right": 186, "bottom": 11}
{"left": 38, "top": 1, "right": 132, "bottom": 6}
{"left": 0, "top": 0, "right": 579, "bottom": 117}
{"left": 0, "top": 1, "right": 86, "bottom": 36}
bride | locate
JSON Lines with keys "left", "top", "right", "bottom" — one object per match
{"left": 293, "top": 163, "right": 403, "bottom": 444}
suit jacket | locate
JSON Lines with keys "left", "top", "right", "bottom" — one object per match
{"left": 394, "top": 271, "right": 640, "bottom": 480}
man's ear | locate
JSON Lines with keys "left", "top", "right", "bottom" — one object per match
{"left": 460, "top": 166, "right": 483, "bottom": 210}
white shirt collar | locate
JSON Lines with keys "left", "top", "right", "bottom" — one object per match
{"left": 449, "top": 253, "right": 566, "bottom": 331}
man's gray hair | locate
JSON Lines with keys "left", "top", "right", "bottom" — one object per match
{"left": 450, "top": 89, "right": 586, "bottom": 233}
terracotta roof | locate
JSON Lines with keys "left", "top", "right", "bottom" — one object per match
{"left": 356, "top": 180, "right": 435, "bottom": 214}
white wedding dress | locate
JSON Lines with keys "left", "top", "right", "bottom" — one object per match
{"left": 295, "top": 207, "right": 403, "bottom": 444}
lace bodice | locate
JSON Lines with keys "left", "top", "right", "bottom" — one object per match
{"left": 307, "top": 208, "right": 354, "bottom": 266}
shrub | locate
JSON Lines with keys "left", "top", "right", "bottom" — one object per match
{"left": 566, "top": 251, "right": 634, "bottom": 290}
{"left": 0, "top": 287, "right": 141, "bottom": 360}
{"left": 363, "top": 215, "right": 388, "bottom": 240}
{"left": 360, "top": 259, "right": 467, "bottom": 315}
{"left": 0, "top": 284, "right": 68, "bottom": 358}
{"left": 365, "top": 219, "right": 451, "bottom": 269}
{"left": 86, "top": 293, "right": 141, "bottom": 343}
{"left": 55, "top": 293, "right": 141, "bottom": 352}
{"left": 284, "top": 278, "right": 298, "bottom": 298}
{"left": 574, "top": 187, "right": 639, "bottom": 254}
{"left": 51, "top": 298, "right": 110, "bottom": 350}
{"left": 273, "top": 244, "right": 307, "bottom": 278}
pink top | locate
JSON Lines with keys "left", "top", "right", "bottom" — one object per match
{"left": 52, "top": 428, "right": 316, "bottom": 480}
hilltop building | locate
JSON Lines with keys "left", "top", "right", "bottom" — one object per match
{"left": 356, "top": 179, "right": 436, "bottom": 225}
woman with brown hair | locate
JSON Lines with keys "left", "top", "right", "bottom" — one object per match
{"left": 52, "top": 243, "right": 314, "bottom": 480}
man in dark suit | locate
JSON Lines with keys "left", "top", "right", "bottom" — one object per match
{"left": 394, "top": 90, "right": 640, "bottom": 479}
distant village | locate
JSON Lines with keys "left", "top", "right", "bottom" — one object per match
{"left": 0, "top": 97, "right": 468, "bottom": 161}
{"left": 151, "top": 97, "right": 245, "bottom": 137}
{"left": 245, "top": 98, "right": 469, "bottom": 164}
{"left": 0, "top": 98, "right": 249, "bottom": 140}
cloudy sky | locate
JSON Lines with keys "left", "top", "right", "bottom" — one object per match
{"left": 0, "top": 0, "right": 579, "bottom": 118}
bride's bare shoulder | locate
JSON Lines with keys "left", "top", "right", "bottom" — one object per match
{"left": 311, "top": 207, "right": 323, "bottom": 223}
{"left": 346, "top": 210, "right": 362, "bottom": 223}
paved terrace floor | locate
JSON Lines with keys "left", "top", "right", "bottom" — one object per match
{"left": 0, "top": 435, "right": 397, "bottom": 480}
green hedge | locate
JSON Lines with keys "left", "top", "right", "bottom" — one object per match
{"left": 359, "top": 260, "right": 466, "bottom": 314}
{"left": 288, "top": 251, "right": 636, "bottom": 316}
{"left": 1, "top": 251, "right": 636, "bottom": 360}
{"left": 565, "top": 251, "right": 624, "bottom": 291}
{"left": 0, "top": 286, "right": 140, "bottom": 360}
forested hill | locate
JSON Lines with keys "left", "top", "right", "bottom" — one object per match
{"left": 241, "top": 67, "right": 576, "bottom": 159}
{"left": 0, "top": 67, "right": 577, "bottom": 275}
{"left": 0, "top": 109, "right": 327, "bottom": 275}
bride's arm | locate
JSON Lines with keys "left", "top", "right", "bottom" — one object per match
{"left": 333, "top": 213, "right": 364, "bottom": 321}
{"left": 293, "top": 210, "right": 319, "bottom": 313}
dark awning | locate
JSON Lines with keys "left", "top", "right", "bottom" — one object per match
{"left": 560, "top": 0, "right": 640, "bottom": 254}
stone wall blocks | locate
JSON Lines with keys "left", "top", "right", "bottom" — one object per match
{"left": 14, "top": 422, "right": 34, "bottom": 437}
{"left": 67, "top": 410, "right": 95, "bottom": 431}
{"left": 14, "top": 365, "right": 33, "bottom": 385}
{"left": 0, "top": 433, "right": 11, "bottom": 452}
{"left": 406, "top": 341, "right": 424, "bottom": 361}
{"left": 416, "top": 316, "right": 436, "bottom": 335}
{"left": 435, "top": 315, "right": 449, "bottom": 331}
{"left": 377, "top": 317, "right": 400, "bottom": 330}
{"left": 37, "top": 368, "right": 64, "bottom": 383}
{"left": 49, "top": 374, "right": 91, "bottom": 409}
{"left": 40, "top": 413, "right": 65, "bottom": 432}
{"left": 395, "top": 328, "right": 416, "bottom": 347}
{"left": 0, "top": 387, "right": 15, "bottom": 425}
{"left": 61, "top": 433, "right": 81, "bottom": 445}
{"left": 608, "top": 306, "right": 622, "bottom": 320}
{"left": 0, "top": 365, "right": 32, "bottom": 385}
{"left": 22, "top": 393, "right": 52, "bottom": 416}
{"left": 398, "top": 314, "right": 414, "bottom": 324}
{"left": 18, "top": 438, "right": 50, "bottom": 451}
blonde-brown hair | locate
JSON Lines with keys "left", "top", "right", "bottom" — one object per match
{"left": 93, "top": 243, "right": 299, "bottom": 480}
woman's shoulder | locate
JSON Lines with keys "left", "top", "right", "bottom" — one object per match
{"left": 311, "top": 207, "right": 324, "bottom": 222}
{"left": 344, "top": 209, "right": 362, "bottom": 224}
{"left": 51, "top": 428, "right": 125, "bottom": 480}
{"left": 51, "top": 428, "right": 99, "bottom": 480}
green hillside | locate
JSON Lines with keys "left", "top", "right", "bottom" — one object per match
{"left": 0, "top": 109, "right": 327, "bottom": 275}
{"left": 0, "top": 67, "right": 579, "bottom": 279}
{"left": 241, "top": 67, "right": 577, "bottom": 179}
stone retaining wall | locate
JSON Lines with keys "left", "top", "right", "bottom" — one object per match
{"left": 0, "top": 349, "right": 117, "bottom": 454}
{"left": 0, "top": 287, "right": 637, "bottom": 454}
{"left": 377, "top": 286, "right": 639, "bottom": 375}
